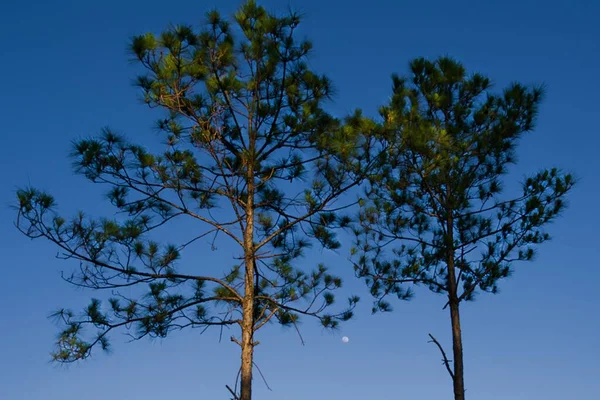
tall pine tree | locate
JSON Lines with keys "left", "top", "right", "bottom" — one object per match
{"left": 16, "top": 2, "right": 375, "bottom": 399}
{"left": 353, "top": 57, "right": 574, "bottom": 400}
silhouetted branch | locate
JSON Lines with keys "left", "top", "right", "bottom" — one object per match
{"left": 428, "top": 333, "right": 454, "bottom": 380}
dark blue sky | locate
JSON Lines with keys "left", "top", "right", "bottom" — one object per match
{"left": 1, "top": 0, "right": 599, "bottom": 399}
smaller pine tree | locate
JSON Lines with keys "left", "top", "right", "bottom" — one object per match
{"left": 353, "top": 57, "right": 574, "bottom": 400}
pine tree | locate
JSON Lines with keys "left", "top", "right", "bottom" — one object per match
{"left": 15, "top": 2, "right": 375, "bottom": 399}
{"left": 353, "top": 57, "right": 574, "bottom": 400}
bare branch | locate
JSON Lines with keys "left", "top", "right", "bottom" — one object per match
{"left": 428, "top": 333, "right": 454, "bottom": 380}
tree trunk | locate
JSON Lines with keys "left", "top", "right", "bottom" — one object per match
{"left": 240, "top": 239, "right": 256, "bottom": 400}
{"left": 240, "top": 288, "right": 255, "bottom": 400}
{"left": 448, "top": 298, "right": 465, "bottom": 400}
{"left": 446, "top": 208, "right": 465, "bottom": 400}
{"left": 446, "top": 256, "right": 465, "bottom": 399}
{"left": 240, "top": 224, "right": 256, "bottom": 400}
{"left": 240, "top": 145, "right": 256, "bottom": 400}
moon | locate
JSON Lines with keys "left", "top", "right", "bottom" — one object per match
{"left": 342, "top": 336, "right": 349, "bottom": 343}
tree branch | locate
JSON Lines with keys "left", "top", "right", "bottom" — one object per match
{"left": 428, "top": 333, "right": 454, "bottom": 380}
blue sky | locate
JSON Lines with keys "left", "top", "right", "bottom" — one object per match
{"left": 1, "top": 0, "right": 599, "bottom": 399}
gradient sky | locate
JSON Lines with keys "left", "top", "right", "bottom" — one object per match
{"left": 1, "top": 0, "right": 599, "bottom": 399}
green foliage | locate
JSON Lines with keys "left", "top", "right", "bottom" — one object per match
{"left": 16, "top": 0, "right": 375, "bottom": 367}
{"left": 354, "top": 56, "right": 574, "bottom": 311}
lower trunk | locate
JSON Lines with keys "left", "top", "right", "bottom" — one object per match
{"left": 239, "top": 295, "right": 254, "bottom": 400}
{"left": 449, "top": 299, "right": 465, "bottom": 400}
{"left": 445, "top": 209, "right": 464, "bottom": 400}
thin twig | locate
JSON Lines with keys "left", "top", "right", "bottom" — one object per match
{"left": 292, "top": 319, "right": 306, "bottom": 346}
{"left": 234, "top": 367, "right": 241, "bottom": 396}
{"left": 253, "top": 361, "right": 273, "bottom": 391}
{"left": 225, "top": 384, "right": 239, "bottom": 400}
